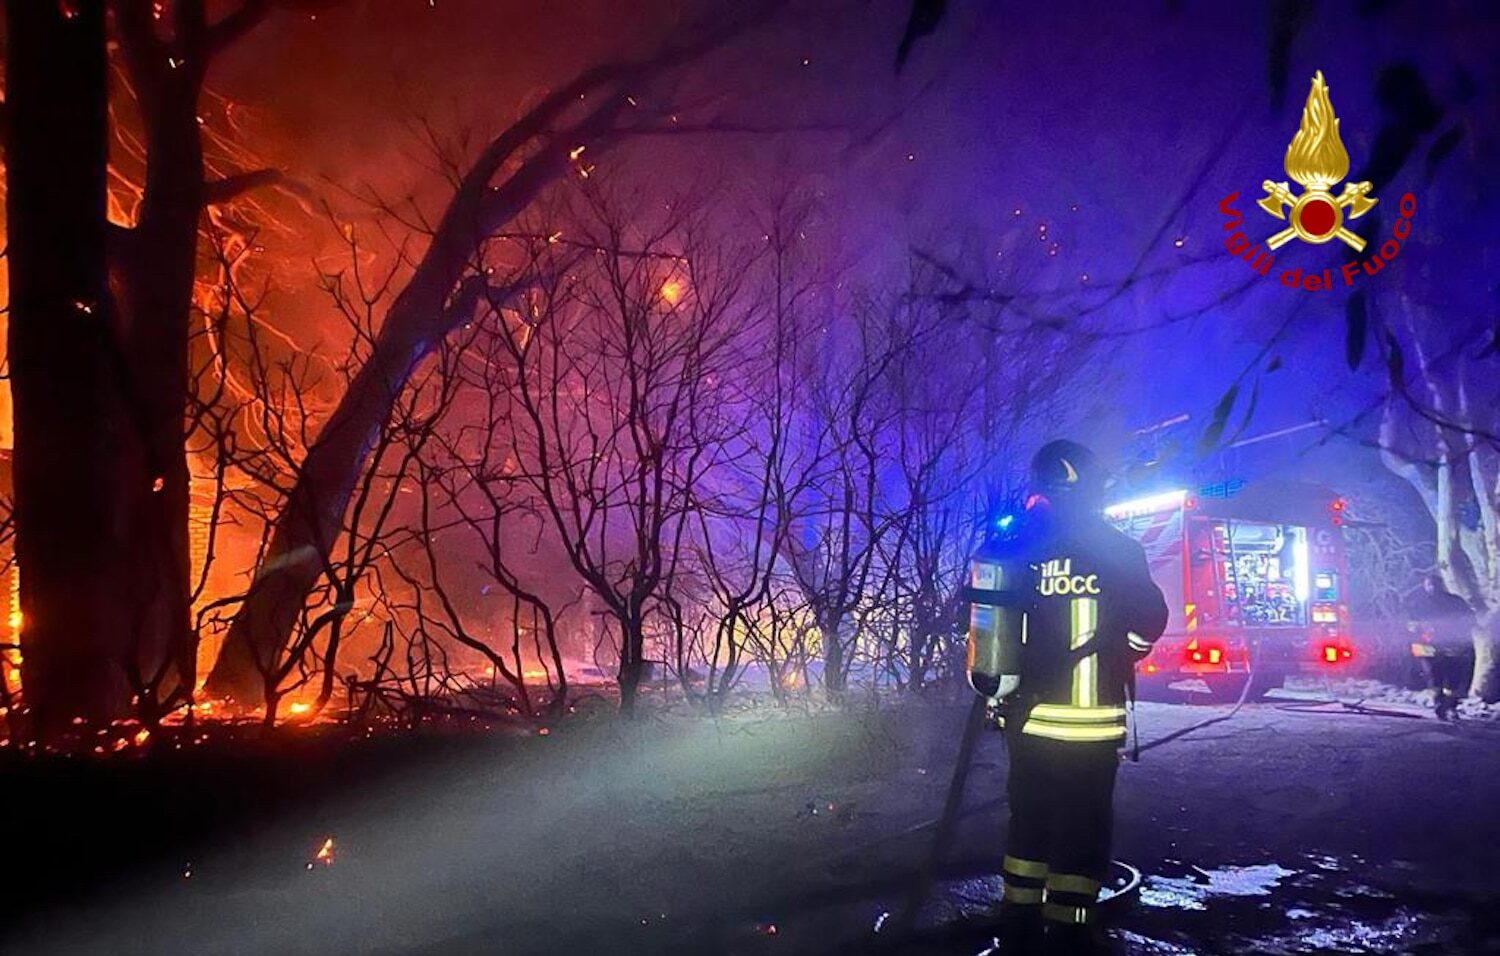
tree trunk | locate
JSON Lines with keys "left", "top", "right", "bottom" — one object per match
{"left": 618, "top": 615, "right": 646, "bottom": 716}
{"left": 5, "top": 0, "right": 133, "bottom": 737}
{"left": 821, "top": 614, "right": 847, "bottom": 694}
{"left": 1471, "top": 608, "right": 1500, "bottom": 703}
{"left": 112, "top": 77, "right": 205, "bottom": 714}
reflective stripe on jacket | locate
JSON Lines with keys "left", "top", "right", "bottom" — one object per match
{"left": 1002, "top": 517, "right": 1168, "bottom": 743}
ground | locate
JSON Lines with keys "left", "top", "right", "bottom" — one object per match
{"left": 5, "top": 689, "right": 1500, "bottom": 955}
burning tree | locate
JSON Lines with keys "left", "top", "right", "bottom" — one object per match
{"left": 4, "top": 0, "right": 316, "bottom": 738}
{"left": 6, "top": 0, "right": 126, "bottom": 738}
{"left": 204, "top": 4, "right": 784, "bottom": 706}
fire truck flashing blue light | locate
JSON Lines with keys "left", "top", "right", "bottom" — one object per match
{"left": 1103, "top": 489, "right": 1188, "bottom": 520}
{"left": 995, "top": 514, "right": 1016, "bottom": 531}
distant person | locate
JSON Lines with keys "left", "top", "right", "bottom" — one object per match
{"left": 967, "top": 440, "right": 1169, "bottom": 954}
{"left": 1407, "top": 573, "right": 1474, "bottom": 721}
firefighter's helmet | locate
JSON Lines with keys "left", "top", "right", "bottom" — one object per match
{"left": 1030, "top": 439, "right": 1109, "bottom": 509}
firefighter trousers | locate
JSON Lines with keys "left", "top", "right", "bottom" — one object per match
{"left": 1424, "top": 651, "right": 1472, "bottom": 719}
{"left": 1001, "top": 731, "right": 1120, "bottom": 925}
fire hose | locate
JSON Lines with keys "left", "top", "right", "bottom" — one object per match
{"left": 1130, "top": 639, "right": 1259, "bottom": 756}
{"left": 888, "top": 695, "right": 990, "bottom": 938}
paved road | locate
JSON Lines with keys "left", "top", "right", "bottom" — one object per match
{"left": 9, "top": 697, "right": 1500, "bottom": 954}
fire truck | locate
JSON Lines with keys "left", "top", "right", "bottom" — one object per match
{"left": 1105, "top": 481, "right": 1356, "bottom": 700}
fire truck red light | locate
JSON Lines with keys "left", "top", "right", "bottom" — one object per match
{"left": 1319, "top": 643, "right": 1351, "bottom": 664}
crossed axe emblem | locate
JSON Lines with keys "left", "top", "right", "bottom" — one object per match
{"left": 1257, "top": 180, "right": 1376, "bottom": 252}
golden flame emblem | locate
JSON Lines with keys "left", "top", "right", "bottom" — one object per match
{"left": 1257, "top": 71, "right": 1376, "bottom": 251}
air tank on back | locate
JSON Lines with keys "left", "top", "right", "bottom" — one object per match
{"left": 966, "top": 539, "right": 1029, "bottom": 701}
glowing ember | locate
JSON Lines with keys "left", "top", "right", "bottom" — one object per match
{"left": 307, "top": 836, "right": 336, "bottom": 870}
{"left": 134, "top": 728, "right": 151, "bottom": 746}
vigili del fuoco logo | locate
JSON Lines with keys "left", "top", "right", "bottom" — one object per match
{"left": 1218, "top": 71, "right": 1416, "bottom": 292}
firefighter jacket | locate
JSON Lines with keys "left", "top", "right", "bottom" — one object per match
{"left": 1407, "top": 588, "right": 1474, "bottom": 654}
{"left": 998, "top": 511, "right": 1169, "bottom": 743}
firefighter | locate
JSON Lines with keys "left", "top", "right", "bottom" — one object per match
{"left": 1406, "top": 573, "right": 1474, "bottom": 721}
{"left": 970, "top": 440, "right": 1168, "bottom": 953}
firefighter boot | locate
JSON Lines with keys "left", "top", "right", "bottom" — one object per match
{"left": 1041, "top": 877, "right": 1111, "bottom": 956}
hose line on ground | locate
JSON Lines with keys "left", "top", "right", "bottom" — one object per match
{"left": 1128, "top": 519, "right": 1261, "bottom": 755}
{"left": 1273, "top": 697, "right": 1424, "bottom": 719}
{"left": 1132, "top": 638, "right": 1259, "bottom": 755}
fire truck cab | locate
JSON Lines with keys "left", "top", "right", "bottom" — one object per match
{"left": 1106, "top": 481, "right": 1355, "bottom": 701}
